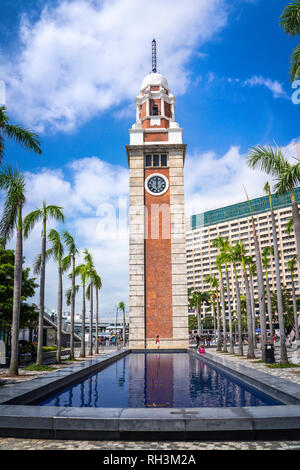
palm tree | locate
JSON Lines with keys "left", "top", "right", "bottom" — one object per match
{"left": 229, "top": 244, "right": 244, "bottom": 356}
{"left": 47, "top": 229, "right": 64, "bottom": 363}
{"left": 205, "top": 275, "right": 222, "bottom": 351}
{"left": 24, "top": 202, "right": 65, "bottom": 365}
{"left": 83, "top": 249, "right": 95, "bottom": 356}
{"left": 262, "top": 246, "right": 275, "bottom": 348}
{"left": 0, "top": 106, "right": 41, "bottom": 164}
{"left": 235, "top": 242, "right": 256, "bottom": 359}
{"left": 94, "top": 273, "right": 102, "bottom": 353}
{"left": 247, "top": 146, "right": 300, "bottom": 268}
{"left": 215, "top": 255, "right": 228, "bottom": 352}
{"left": 213, "top": 237, "right": 234, "bottom": 353}
{"left": 0, "top": 166, "right": 26, "bottom": 375}
{"left": 244, "top": 186, "right": 268, "bottom": 361}
{"left": 188, "top": 289, "right": 210, "bottom": 338}
{"left": 74, "top": 262, "right": 89, "bottom": 358}
{"left": 264, "top": 181, "right": 287, "bottom": 362}
{"left": 118, "top": 302, "right": 126, "bottom": 348}
{"left": 287, "top": 255, "right": 300, "bottom": 345}
{"left": 62, "top": 232, "right": 79, "bottom": 360}
{"left": 248, "top": 257, "right": 257, "bottom": 349}
{"left": 280, "top": 0, "right": 300, "bottom": 82}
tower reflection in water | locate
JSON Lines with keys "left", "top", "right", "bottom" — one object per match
{"left": 38, "top": 353, "right": 280, "bottom": 408}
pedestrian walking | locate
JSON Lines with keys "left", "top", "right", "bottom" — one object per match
{"left": 155, "top": 335, "right": 160, "bottom": 349}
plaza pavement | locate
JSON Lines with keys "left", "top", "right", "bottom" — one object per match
{"left": 0, "top": 343, "right": 300, "bottom": 450}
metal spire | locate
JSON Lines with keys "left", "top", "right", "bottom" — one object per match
{"left": 152, "top": 38, "right": 157, "bottom": 73}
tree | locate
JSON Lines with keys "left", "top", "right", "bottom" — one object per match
{"left": 0, "top": 166, "right": 26, "bottom": 375}
{"left": 244, "top": 186, "right": 267, "bottom": 361}
{"left": 205, "top": 275, "right": 221, "bottom": 351}
{"left": 262, "top": 246, "right": 275, "bottom": 347}
{"left": 0, "top": 247, "right": 38, "bottom": 333}
{"left": 24, "top": 202, "right": 65, "bottom": 365}
{"left": 62, "top": 231, "right": 79, "bottom": 360}
{"left": 0, "top": 106, "right": 41, "bottom": 164}
{"left": 234, "top": 242, "right": 256, "bottom": 358}
{"left": 247, "top": 146, "right": 300, "bottom": 268}
{"left": 188, "top": 289, "right": 210, "bottom": 337}
{"left": 47, "top": 229, "right": 64, "bottom": 363}
{"left": 94, "top": 273, "right": 102, "bottom": 353}
{"left": 215, "top": 255, "right": 228, "bottom": 352}
{"left": 280, "top": 0, "right": 300, "bottom": 81}
{"left": 229, "top": 243, "right": 244, "bottom": 356}
{"left": 83, "top": 249, "right": 95, "bottom": 356}
{"left": 213, "top": 237, "right": 233, "bottom": 352}
{"left": 287, "top": 255, "right": 300, "bottom": 344}
{"left": 74, "top": 262, "right": 89, "bottom": 358}
{"left": 118, "top": 301, "right": 126, "bottom": 348}
{"left": 264, "top": 181, "right": 287, "bottom": 363}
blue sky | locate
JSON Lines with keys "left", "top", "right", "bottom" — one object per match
{"left": 0, "top": 0, "right": 299, "bottom": 314}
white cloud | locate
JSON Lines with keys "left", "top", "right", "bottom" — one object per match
{"left": 242, "top": 76, "right": 288, "bottom": 99}
{"left": 184, "top": 139, "right": 300, "bottom": 217}
{"left": 0, "top": 0, "right": 228, "bottom": 133}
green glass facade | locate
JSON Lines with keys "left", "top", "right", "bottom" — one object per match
{"left": 191, "top": 187, "right": 300, "bottom": 230}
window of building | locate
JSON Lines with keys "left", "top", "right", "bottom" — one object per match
{"left": 145, "top": 154, "right": 168, "bottom": 168}
{"left": 152, "top": 105, "right": 159, "bottom": 116}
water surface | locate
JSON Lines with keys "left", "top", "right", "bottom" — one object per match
{"left": 38, "top": 353, "right": 281, "bottom": 408}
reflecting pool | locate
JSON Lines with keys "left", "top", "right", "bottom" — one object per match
{"left": 37, "top": 353, "right": 281, "bottom": 408}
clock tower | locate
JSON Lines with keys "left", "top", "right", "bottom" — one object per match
{"left": 126, "top": 41, "right": 189, "bottom": 349}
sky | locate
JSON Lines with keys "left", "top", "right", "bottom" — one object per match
{"left": 0, "top": 0, "right": 299, "bottom": 317}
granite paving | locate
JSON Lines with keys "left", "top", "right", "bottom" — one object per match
{"left": 0, "top": 437, "right": 300, "bottom": 450}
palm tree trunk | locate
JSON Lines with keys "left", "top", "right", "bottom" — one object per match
{"left": 88, "top": 283, "right": 93, "bottom": 356}
{"left": 37, "top": 219, "right": 46, "bottom": 365}
{"left": 197, "top": 308, "right": 201, "bottom": 337}
{"left": 243, "top": 270, "right": 255, "bottom": 358}
{"left": 290, "top": 191, "right": 300, "bottom": 268}
{"left": 70, "top": 258, "right": 75, "bottom": 359}
{"left": 56, "top": 265, "right": 62, "bottom": 363}
{"left": 265, "top": 274, "right": 274, "bottom": 346}
{"left": 234, "top": 276, "right": 243, "bottom": 356}
{"left": 253, "top": 231, "right": 267, "bottom": 362}
{"left": 80, "top": 283, "right": 86, "bottom": 358}
{"left": 95, "top": 288, "right": 99, "bottom": 354}
{"left": 216, "top": 295, "right": 222, "bottom": 351}
{"left": 292, "top": 279, "right": 299, "bottom": 342}
{"left": 220, "top": 273, "right": 227, "bottom": 352}
{"left": 270, "top": 204, "right": 288, "bottom": 363}
{"left": 249, "top": 275, "right": 257, "bottom": 349}
{"left": 225, "top": 269, "right": 234, "bottom": 353}
{"left": 9, "top": 214, "right": 23, "bottom": 376}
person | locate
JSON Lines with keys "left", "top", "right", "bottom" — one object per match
{"left": 105, "top": 338, "right": 109, "bottom": 347}
{"left": 196, "top": 334, "right": 200, "bottom": 348}
{"left": 155, "top": 335, "right": 160, "bottom": 349}
{"left": 198, "top": 345, "right": 205, "bottom": 355}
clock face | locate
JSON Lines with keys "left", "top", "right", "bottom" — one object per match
{"left": 145, "top": 173, "right": 169, "bottom": 196}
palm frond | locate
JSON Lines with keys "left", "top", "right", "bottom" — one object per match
{"left": 62, "top": 254, "right": 72, "bottom": 273}
{"left": 290, "top": 44, "right": 300, "bottom": 81}
{"left": 33, "top": 248, "right": 52, "bottom": 274}
{"left": 286, "top": 217, "right": 294, "bottom": 234}
{"left": 3, "top": 124, "right": 42, "bottom": 154}
{"left": 246, "top": 145, "right": 285, "bottom": 177}
{"left": 0, "top": 165, "right": 26, "bottom": 242}
{"left": 23, "top": 209, "right": 43, "bottom": 239}
{"left": 280, "top": 1, "right": 300, "bottom": 36}
{"left": 48, "top": 229, "right": 64, "bottom": 263}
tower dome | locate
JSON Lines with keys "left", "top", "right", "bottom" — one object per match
{"left": 141, "top": 72, "right": 169, "bottom": 91}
